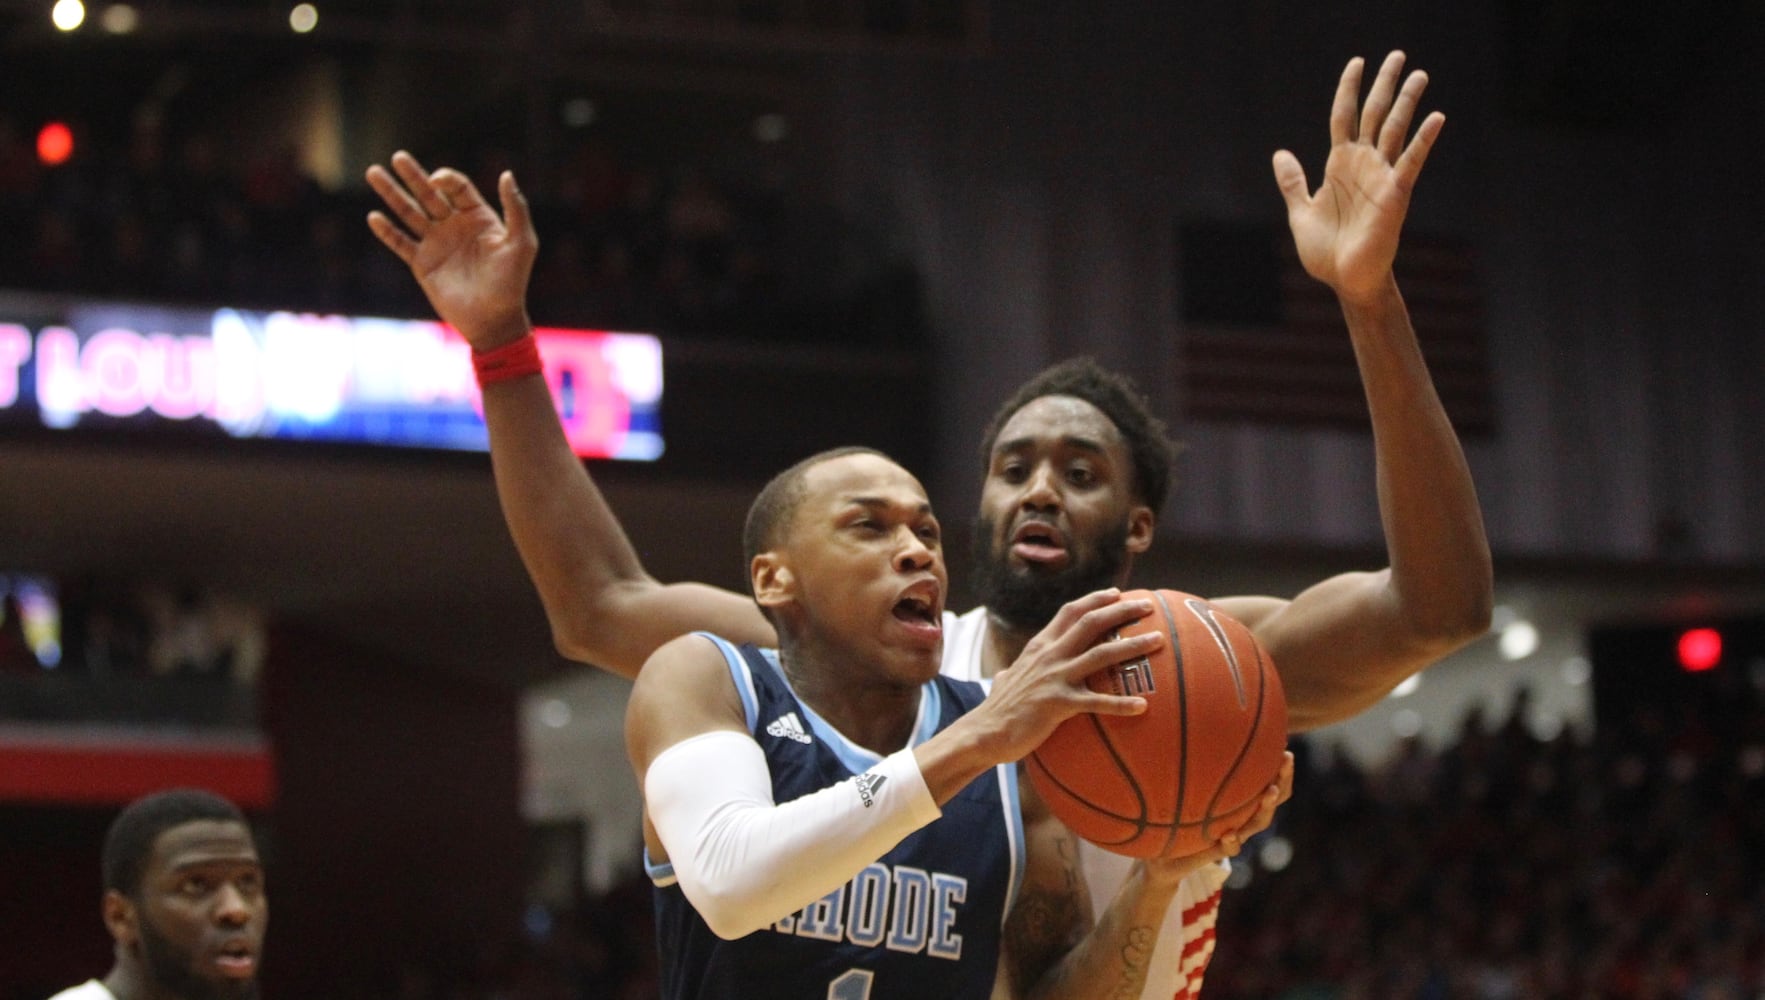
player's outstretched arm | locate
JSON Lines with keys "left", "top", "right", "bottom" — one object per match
{"left": 1229, "top": 52, "right": 1492, "bottom": 730}
{"left": 366, "top": 152, "right": 773, "bottom": 678}
{"left": 1006, "top": 755, "right": 1292, "bottom": 1000}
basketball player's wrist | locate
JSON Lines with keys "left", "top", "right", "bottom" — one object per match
{"left": 913, "top": 720, "right": 1009, "bottom": 803}
{"left": 1138, "top": 852, "right": 1214, "bottom": 891}
{"left": 1334, "top": 271, "right": 1402, "bottom": 317}
{"left": 465, "top": 313, "right": 535, "bottom": 356}
{"left": 472, "top": 327, "right": 543, "bottom": 387}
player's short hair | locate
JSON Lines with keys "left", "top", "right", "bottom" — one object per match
{"left": 102, "top": 789, "right": 249, "bottom": 897}
{"left": 979, "top": 357, "right": 1179, "bottom": 514}
{"left": 742, "top": 446, "right": 893, "bottom": 576}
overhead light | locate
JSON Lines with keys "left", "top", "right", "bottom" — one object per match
{"left": 52, "top": 0, "right": 86, "bottom": 31}
{"left": 290, "top": 3, "right": 318, "bottom": 33}
{"left": 1389, "top": 674, "right": 1421, "bottom": 698}
{"left": 1499, "top": 621, "right": 1539, "bottom": 661}
{"left": 37, "top": 122, "right": 75, "bottom": 166}
{"left": 1256, "top": 835, "right": 1293, "bottom": 872}
{"left": 1676, "top": 627, "right": 1722, "bottom": 673}
{"left": 98, "top": 3, "right": 136, "bottom": 33}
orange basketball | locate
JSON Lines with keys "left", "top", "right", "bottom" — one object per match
{"left": 1026, "top": 589, "right": 1288, "bottom": 858}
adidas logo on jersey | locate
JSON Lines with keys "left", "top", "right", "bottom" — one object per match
{"left": 765, "top": 712, "right": 812, "bottom": 744}
{"left": 854, "top": 771, "right": 888, "bottom": 808}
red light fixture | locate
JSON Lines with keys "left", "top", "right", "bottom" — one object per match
{"left": 37, "top": 121, "right": 74, "bottom": 166}
{"left": 1676, "top": 627, "right": 1722, "bottom": 673}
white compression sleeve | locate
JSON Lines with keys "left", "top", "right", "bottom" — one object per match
{"left": 645, "top": 729, "right": 942, "bottom": 940}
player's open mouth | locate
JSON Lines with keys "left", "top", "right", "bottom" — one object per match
{"left": 1010, "top": 519, "right": 1068, "bottom": 565}
{"left": 892, "top": 594, "right": 938, "bottom": 625}
{"left": 891, "top": 581, "right": 942, "bottom": 632}
{"left": 211, "top": 940, "right": 257, "bottom": 978}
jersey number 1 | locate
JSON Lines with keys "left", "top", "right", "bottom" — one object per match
{"left": 828, "top": 968, "right": 874, "bottom": 1000}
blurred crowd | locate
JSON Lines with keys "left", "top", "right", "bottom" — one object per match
{"left": 0, "top": 575, "right": 264, "bottom": 729}
{"left": 0, "top": 115, "right": 916, "bottom": 345}
{"left": 1208, "top": 678, "right": 1765, "bottom": 999}
{"left": 388, "top": 873, "right": 662, "bottom": 1000}
{"left": 0, "top": 575, "right": 263, "bottom": 683}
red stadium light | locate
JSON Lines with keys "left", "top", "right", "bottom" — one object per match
{"left": 1676, "top": 627, "right": 1722, "bottom": 673}
{"left": 37, "top": 121, "right": 74, "bottom": 166}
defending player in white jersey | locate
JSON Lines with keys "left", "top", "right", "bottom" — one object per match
{"left": 367, "top": 49, "right": 1490, "bottom": 1000}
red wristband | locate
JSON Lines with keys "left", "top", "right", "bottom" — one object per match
{"left": 473, "top": 334, "right": 543, "bottom": 387}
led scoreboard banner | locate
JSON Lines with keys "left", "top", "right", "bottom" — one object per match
{"left": 0, "top": 297, "right": 662, "bottom": 460}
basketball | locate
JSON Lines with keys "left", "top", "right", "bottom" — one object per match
{"left": 1026, "top": 588, "right": 1288, "bottom": 858}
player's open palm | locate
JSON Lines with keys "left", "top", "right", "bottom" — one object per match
{"left": 1273, "top": 51, "right": 1442, "bottom": 305}
{"left": 365, "top": 150, "right": 538, "bottom": 349}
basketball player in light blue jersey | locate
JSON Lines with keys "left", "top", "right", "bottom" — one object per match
{"left": 623, "top": 446, "right": 1288, "bottom": 998}
{"left": 368, "top": 48, "right": 1488, "bottom": 1000}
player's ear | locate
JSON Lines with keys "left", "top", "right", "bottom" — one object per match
{"left": 102, "top": 889, "right": 139, "bottom": 947}
{"left": 1126, "top": 506, "right": 1155, "bottom": 555}
{"left": 751, "top": 552, "right": 796, "bottom": 612}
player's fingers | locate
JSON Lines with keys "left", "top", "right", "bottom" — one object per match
{"left": 1215, "top": 752, "right": 1294, "bottom": 845}
{"left": 1214, "top": 830, "right": 1245, "bottom": 859}
{"left": 1272, "top": 750, "right": 1296, "bottom": 805}
{"left": 499, "top": 170, "right": 538, "bottom": 250}
{"left": 430, "top": 167, "right": 490, "bottom": 215}
{"left": 1329, "top": 56, "right": 1366, "bottom": 144}
{"left": 1056, "top": 596, "right": 1156, "bottom": 658}
{"left": 365, "top": 163, "right": 433, "bottom": 236}
{"left": 1393, "top": 111, "right": 1446, "bottom": 195}
{"left": 1041, "top": 588, "right": 1125, "bottom": 637}
{"left": 365, "top": 211, "right": 417, "bottom": 265}
{"left": 1064, "top": 628, "right": 1162, "bottom": 681}
{"left": 1074, "top": 692, "right": 1148, "bottom": 718}
{"left": 390, "top": 150, "right": 454, "bottom": 222}
{"left": 1244, "top": 778, "right": 1283, "bottom": 835}
{"left": 1378, "top": 69, "right": 1429, "bottom": 163}
{"left": 1271, "top": 150, "right": 1311, "bottom": 215}
{"left": 1358, "top": 50, "right": 1406, "bottom": 145}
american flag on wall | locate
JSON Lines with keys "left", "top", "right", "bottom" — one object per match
{"left": 1176, "top": 220, "right": 1495, "bottom": 435}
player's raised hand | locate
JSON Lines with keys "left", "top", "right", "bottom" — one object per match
{"left": 973, "top": 589, "right": 1162, "bottom": 761}
{"left": 1272, "top": 51, "right": 1443, "bottom": 305}
{"left": 365, "top": 150, "right": 537, "bottom": 350}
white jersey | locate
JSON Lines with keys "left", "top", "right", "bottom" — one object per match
{"left": 47, "top": 982, "right": 116, "bottom": 1000}
{"left": 941, "top": 607, "right": 1229, "bottom": 1000}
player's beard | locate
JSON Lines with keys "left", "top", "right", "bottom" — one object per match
{"left": 970, "top": 514, "right": 1129, "bottom": 633}
{"left": 139, "top": 918, "right": 259, "bottom": 1000}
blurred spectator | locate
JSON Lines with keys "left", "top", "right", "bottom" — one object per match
{"left": 0, "top": 591, "right": 38, "bottom": 673}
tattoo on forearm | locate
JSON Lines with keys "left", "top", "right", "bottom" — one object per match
{"left": 1006, "top": 885, "right": 1084, "bottom": 989}
{"left": 1006, "top": 833, "right": 1085, "bottom": 989}
{"left": 1108, "top": 925, "right": 1158, "bottom": 999}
